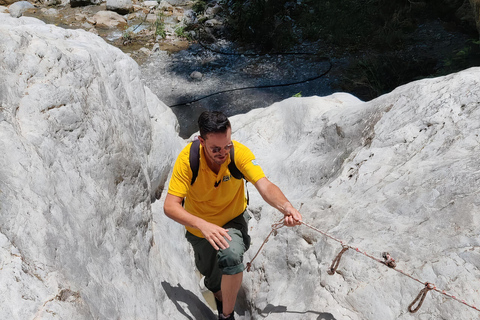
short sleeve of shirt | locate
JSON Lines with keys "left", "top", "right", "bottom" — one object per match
{"left": 233, "top": 141, "right": 265, "bottom": 184}
{"left": 167, "top": 144, "right": 192, "bottom": 198}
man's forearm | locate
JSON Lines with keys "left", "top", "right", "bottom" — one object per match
{"left": 254, "top": 177, "right": 302, "bottom": 225}
{"left": 163, "top": 194, "right": 206, "bottom": 230}
{"left": 163, "top": 193, "right": 233, "bottom": 250}
{"left": 262, "top": 183, "right": 292, "bottom": 215}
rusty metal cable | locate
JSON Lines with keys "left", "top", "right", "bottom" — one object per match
{"left": 408, "top": 283, "right": 435, "bottom": 313}
{"left": 327, "top": 246, "right": 349, "bottom": 275}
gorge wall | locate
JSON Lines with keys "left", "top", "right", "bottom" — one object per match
{"left": 1, "top": 13, "right": 479, "bottom": 320}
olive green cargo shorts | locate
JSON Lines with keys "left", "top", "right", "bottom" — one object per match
{"left": 186, "top": 210, "right": 251, "bottom": 293}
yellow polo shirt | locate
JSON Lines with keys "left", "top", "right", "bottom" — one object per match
{"left": 168, "top": 140, "right": 265, "bottom": 237}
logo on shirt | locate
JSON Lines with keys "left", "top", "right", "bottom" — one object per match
{"left": 252, "top": 159, "right": 259, "bottom": 166}
{"left": 223, "top": 175, "right": 231, "bottom": 182}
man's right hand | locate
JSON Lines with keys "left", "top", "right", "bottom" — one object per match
{"left": 198, "top": 220, "right": 232, "bottom": 251}
{"left": 164, "top": 193, "right": 232, "bottom": 250}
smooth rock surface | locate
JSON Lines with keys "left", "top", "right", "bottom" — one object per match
{"left": 0, "top": 13, "right": 188, "bottom": 320}
{"left": 232, "top": 73, "right": 480, "bottom": 319}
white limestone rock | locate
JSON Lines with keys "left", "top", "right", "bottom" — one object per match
{"left": 231, "top": 71, "right": 480, "bottom": 319}
{"left": 0, "top": 13, "right": 191, "bottom": 320}
{"left": 1, "top": 9, "right": 480, "bottom": 320}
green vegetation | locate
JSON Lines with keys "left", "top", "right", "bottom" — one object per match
{"left": 155, "top": 12, "right": 166, "bottom": 38}
{"left": 441, "top": 39, "right": 480, "bottom": 75}
{"left": 227, "top": 0, "right": 421, "bottom": 51}
{"left": 292, "top": 92, "right": 302, "bottom": 97}
{"left": 122, "top": 29, "right": 132, "bottom": 42}
{"left": 175, "top": 26, "right": 192, "bottom": 40}
{"left": 225, "top": 0, "right": 479, "bottom": 100}
{"left": 192, "top": 0, "right": 207, "bottom": 14}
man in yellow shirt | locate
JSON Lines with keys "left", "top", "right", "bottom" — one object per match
{"left": 164, "top": 111, "right": 302, "bottom": 320}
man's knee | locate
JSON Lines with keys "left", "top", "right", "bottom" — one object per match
{"left": 218, "top": 246, "right": 243, "bottom": 268}
{"left": 217, "top": 230, "right": 246, "bottom": 274}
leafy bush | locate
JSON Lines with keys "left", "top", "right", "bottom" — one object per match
{"left": 155, "top": 12, "right": 166, "bottom": 38}
{"left": 441, "top": 39, "right": 480, "bottom": 75}
{"left": 227, "top": 0, "right": 437, "bottom": 51}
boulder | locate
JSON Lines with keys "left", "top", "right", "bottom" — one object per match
{"left": 106, "top": 0, "right": 133, "bottom": 15}
{"left": 8, "top": 0, "right": 34, "bottom": 18}
{"left": 92, "top": 10, "right": 127, "bottom": 28}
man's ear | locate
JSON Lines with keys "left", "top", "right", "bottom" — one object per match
{"left": 198, "top": 136, "right": 205, "bottom": 147}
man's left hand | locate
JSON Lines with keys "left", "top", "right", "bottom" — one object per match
{"left": 283, "top": 202, "right": 302, "bottom": 227}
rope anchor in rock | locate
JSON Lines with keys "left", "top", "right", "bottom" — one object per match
{"left": 408, "top": 282, "right": 435, "bottom": 313}
{"left": 327, "top": 245, "right": 349, "bottom": 275}
{"left": 382, "top": 252, "right": 397, "bottom": 268}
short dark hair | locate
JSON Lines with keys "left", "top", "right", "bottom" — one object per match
{"left": 198, "top": 111, "right": 231, "bottom": 138}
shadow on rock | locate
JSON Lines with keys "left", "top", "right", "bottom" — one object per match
{"left": 260, "top": 303, "right": 336, "bottom": 320}
{"left": 161, "top": 281, "right": 216, "bottom": 320}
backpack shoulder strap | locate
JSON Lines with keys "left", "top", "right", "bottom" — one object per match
{"left": 228, "top": 146, "right": 244, "bottom": 180}
{"left": 228, "top": 146, "right": 249, "bottom": 205}
{"left": 189, "top": 139, "right": 201, "bottom": 185}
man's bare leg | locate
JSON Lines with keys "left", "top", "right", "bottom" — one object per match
{"left": 220, "top": 272, "right": 243, "bottom": 316}
{"left": 214, "top": 290, "right": 223, "bottom": 301}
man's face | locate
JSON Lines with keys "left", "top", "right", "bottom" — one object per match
{"left": 199, "top": 128, "right": 233, "bottom": 166}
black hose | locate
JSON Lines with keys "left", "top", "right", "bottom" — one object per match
{"left": 168, "top": 29, "right": 333, "bottom": 108}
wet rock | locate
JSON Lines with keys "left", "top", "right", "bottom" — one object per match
{"left": 190, "top": 71, "right": 203, "bottom": 80}
{"left": 40, "top": 7, "right": 58, "bottom": 16}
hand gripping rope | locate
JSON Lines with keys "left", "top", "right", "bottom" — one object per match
{"left": 246, "top": 218, "right": 480, "bottom": 314}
